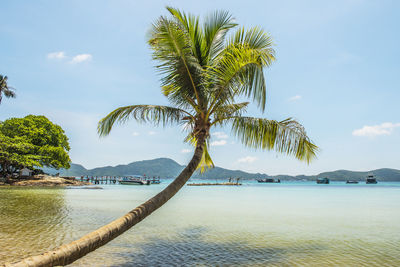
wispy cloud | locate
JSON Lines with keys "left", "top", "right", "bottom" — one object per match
{"left": 47, "top": 52, "right": 93, "bottom": 63}
{"left": 132, "top": 132, "right": 140, "bottom": 136}
{"left": 148, "top": 131, "right": 157, "bottom": 135}
{"left": 181, "top": 149, "right": 192, "bottom": 153}
{"left": 288, "top": 95, "right": 302, "bottom": 101}
{"left": 70, "top": 54, "right": 92, "bottom": 63}
{"left": 352, "top": 122, "right": 400, "bottom": 137}
{"left": 212, "top": 131, "right": 229, "bottom": 139}
{"left": 210, "top": 140, "right": 227, "bottom": 146}
{"left": 237, "top": 156, "right": 257, "bottom": 163}
{"left": 47, "top": 51, "right": 66, "bottom": 59}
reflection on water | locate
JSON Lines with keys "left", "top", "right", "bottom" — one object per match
{"left": 115, "top": 227, "right": 326, "bottom": 267}
{"left": 0, "top": 187, "right": 69, "bottom": 261}
{"left": 1, "top": 182, "right": 400, "bottom": 266}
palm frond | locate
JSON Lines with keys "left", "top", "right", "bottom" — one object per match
{"left": 167, "top": 7, "right": 206, "bottom": 66}
{"left": 0, "top": 75, "right": 16, "bottom": 103}
{"left": 184, "top": 133, "right": 214, "bottom": 173}
{"left": 148, "top": 16, "right": 203, "bottom": 108}
{"left": 208, "top": 27, "right": 275, "bottom": 112}
{"left": 3, "top": 89, "right": 16, "bottom": 98}
{"left": 212, "top": 102, "right": 249, "bottom": 125}
{"left": 230, "top": 26, "right": 275, "bottom": 51}
{"left": 98, "top": 105, "right": 193, "bottom": 136}
{"left": 207, "top": 46, "right": 265, "bottom": 112}
{"left": 197, "top": 142, "right": 214, "bottom": 173}
{"left": 231, "top": 117, "right": 318, "bottom": 163}
{"left": 203, "top": 10, "right": 237, "bottom": 63}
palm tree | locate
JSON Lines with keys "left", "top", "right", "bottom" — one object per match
{"left": 0, "top": 75, "right": 16, "bottom": 104}
{"left": 8, "top": 8, "right": 317, "bottom": 266}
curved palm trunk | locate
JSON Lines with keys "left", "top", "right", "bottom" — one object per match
{"left": 5, "top": 134, "right": 206, "bottom": 267}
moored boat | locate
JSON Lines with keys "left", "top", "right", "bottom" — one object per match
{"left": 346, "top": 180, "right": 359, "bottom": 184}
{"left": 148, "top": 176, "right": 161, "bottom": 184}
{"left": 257, "top": 178, "right": 280, "bottom": 183}
{"left": 366, "top": 174, "right": 377, "bottom": 184}
{"left": 119, "top": 175, "right": 150, "bottom": 185}
{"left": 316, "top": 177, "right": 329, "bottom": 184}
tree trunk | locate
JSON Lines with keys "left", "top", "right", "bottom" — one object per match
{"left": 4, "top": 134, "right": 206, "bottom": 267}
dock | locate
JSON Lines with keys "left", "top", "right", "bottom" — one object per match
{"left": 188, "top": 182, "right": 242, "bottom": 186}
{"left": 80, "top": 176, "right": 118, "bottom": 184}
{"left": 79, "top": 175, "right": 161, "bottom": 185}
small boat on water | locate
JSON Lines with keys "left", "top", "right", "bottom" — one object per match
{"left": 257, "top": 178, "right": 280, "bottom": 183}
{"left": 148, "top": 176, "right": 161, "bottom": 184}
{"left": 346, "top": 180, "right": 359, "bottom": 184}
{"left": 366, "top": 174, "right": 378, "bottom": 184}
{"left": 119, "top": 175, "right": 150, "bottom": 185}
{"left": 316, "top": 177, "right": 329, "bottom": 184}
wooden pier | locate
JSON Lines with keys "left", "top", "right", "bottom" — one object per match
{"left": 79, "top": 176, "right": 161, "bottom": 185}
{"left": 80, "top": 176, "right": 118, "bottom": 184}
{"left": 188, "top": 178, "right": 242, "bottom": 186}
{"left": 187, "top": 182, "right": 242, "bottom": 186}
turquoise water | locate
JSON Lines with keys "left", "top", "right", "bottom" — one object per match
{"left": 1, "top": 181, "right": 400, "bottom": 266}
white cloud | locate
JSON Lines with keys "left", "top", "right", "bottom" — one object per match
{"left": 181, "top": 149, "right": 192, "bottom": 153}
{"left": 212, "top": 131, "right": 229, "bottom": 139}
{"left": 237, "top": 156, "right": 257, "bottom": 163}
{"left": 352, "top": 122, "right": 400, "bottom": 137}
{"left": 71, "top": 54, "right": 92, "bottom": 63}
{"left": 47, "top": 51, "right": 66, "bottom": 59}
{"left": 288, "top": 95, "right": 302, "bottom": 101}
{"left": 132, "top": 132, "right": 140, "bottom": 136}
{"left": 148, "top": 131, "right": 157, "bottom": 135}
{"left": 210, "top": 140, "right": 227, "bottom": 146}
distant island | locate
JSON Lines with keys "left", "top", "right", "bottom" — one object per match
{"left": 42, "top": 158, "right": 400, "bottom": 182}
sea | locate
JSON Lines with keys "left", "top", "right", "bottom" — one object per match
{"left": 1, "top": 180, "right": 400, "bottom": 266}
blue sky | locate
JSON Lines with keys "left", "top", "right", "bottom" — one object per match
{"left": 1, "top": 0, "right": 399, "bottom": 175}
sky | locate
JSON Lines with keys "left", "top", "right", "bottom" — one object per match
{"left": 1, "top": 0, "right": 399, "bottom": 175}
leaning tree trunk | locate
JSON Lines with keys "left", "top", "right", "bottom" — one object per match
{"left": 4, "top": 134, "right": 206, "bottom": 267}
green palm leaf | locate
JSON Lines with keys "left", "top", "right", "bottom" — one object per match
{"left": 98, "top": 105, "right": 192, "bottom": 136}
{"left": 149, "top": 15, "right": 203, "bottom": 108}
{"left": 212, "top": 102, "right": 249, "bottom": 125}
{"left": 203, "top": 10, "right": 237, "bottom": 62}
{"left": 231, "top": 117, "right": 318, "bottom": 163}
{"left": 207, "top": 33, "right": 275, "bottom": 114}
{"left": 0, "top": 75, "right": 16, "bottom": 104}
{"left": 184, "top": 133, "right": 214, "bottom": 173}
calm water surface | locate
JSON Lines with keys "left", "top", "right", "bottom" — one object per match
{"left": 1, "top": 181, "right": 400, "bottom": 266}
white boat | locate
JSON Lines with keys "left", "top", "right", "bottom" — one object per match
{"left": 119, "top": 175, "right": 150, "bottom": 185}
{"left": 366, "top": 174, "right": 378, "bottom": 184}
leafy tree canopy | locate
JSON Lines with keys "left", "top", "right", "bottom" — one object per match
{"left": 0, "top": 115, "right": 70, "bottom": 176}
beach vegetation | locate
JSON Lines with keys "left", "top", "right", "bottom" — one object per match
{"left": 0, "top": 115, "right": 70, "bottom": 177}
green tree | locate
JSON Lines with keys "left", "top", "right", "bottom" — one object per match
{"left": 0, "top": 75, "right": 16, "bottom": 104}
{"left": 0, "top": 115, "right": 70, "bottom": 177}
{"left": 0, "top": 134, "right": 39, "bottom": 177}
{"left": 10, "top": 8, "right": 317, "bottom": 266}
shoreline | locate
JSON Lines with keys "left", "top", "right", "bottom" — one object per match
{"left": 0, "top": 175, "right": 91, "bottom": 187}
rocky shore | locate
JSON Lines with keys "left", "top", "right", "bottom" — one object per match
{"left": 0, "top": 174, "right": 91, "bottom": 187}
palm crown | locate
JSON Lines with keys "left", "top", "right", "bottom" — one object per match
{"left": 98, "top": 7, "right": 317, "bottom": 171}
{"left": 0, "top": 75, "right": 16, "bottom": 104}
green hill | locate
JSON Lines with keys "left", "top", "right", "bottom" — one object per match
{"left": 48, "top": 158, "right": 400, "bottom": 181}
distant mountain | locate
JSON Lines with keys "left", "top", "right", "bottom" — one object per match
{"left": 47, "top": 158, "right": 400, "bottom": 181}
{"left": 314, "top": 168, "right": 400, "bottom": 182}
